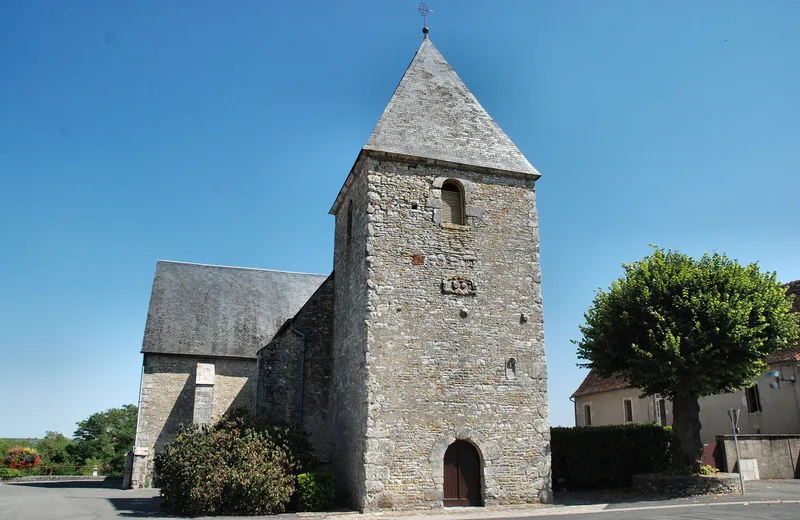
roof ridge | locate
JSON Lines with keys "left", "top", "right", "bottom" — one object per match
{"left": 156, "top": 259, "right": 328, "bottom": 277}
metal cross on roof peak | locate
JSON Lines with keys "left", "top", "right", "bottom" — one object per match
{"left": 416, "top": 1, "right": 433, "bottom": 37}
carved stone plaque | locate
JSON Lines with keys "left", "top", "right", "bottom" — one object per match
{"left": 442, "top": 276, "right": 477, "bottom": 296}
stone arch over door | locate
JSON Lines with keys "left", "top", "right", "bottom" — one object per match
{"left": 430, "top": 428, "right": 497, "bottom": 507}
{"left": 443, "top": 440, "right": 482, "bottom": 506}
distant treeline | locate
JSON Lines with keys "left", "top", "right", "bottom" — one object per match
{"left": 1, "top": 404, "right": 137, "bottom": 476}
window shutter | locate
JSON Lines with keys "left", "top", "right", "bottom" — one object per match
{"left": 441, "top": 187, "right": 463, "bottom": 225}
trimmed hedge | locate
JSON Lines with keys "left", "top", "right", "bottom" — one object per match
{"left": 0, "top": 467, "right": 22, "bottom": 478}
{"left": 551, "top": 424, "right": 673, "bottom": 490}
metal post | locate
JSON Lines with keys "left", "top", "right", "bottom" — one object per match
{"left": 727, "top": 408, "right": 745, "bottom": 494}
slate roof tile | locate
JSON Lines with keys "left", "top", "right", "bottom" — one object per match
{"left": 363, "top": 38, "right": 539, "bottom": 177}
{"left": 141, "top": 261, "right": 328, "bottom": 359}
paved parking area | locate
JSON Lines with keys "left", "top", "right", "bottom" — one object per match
{"left": 0, "top": 479, "right": 799, "bottom": 520}
{"left": 0, "top": 481, "right": 163, "bottom": 520}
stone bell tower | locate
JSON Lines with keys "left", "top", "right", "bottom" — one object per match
{"left": 328, "top": 31, "right": 550, "bottom": 511}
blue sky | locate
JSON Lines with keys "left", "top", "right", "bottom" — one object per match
{"left": 1, "top": 0, "right": 798, "bottom": 437}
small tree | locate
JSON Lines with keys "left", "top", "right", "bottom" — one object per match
{"left": 37, "top": 432, "right": 72, "bottom": 466}
{"left": 68, "top": 404, "right": 137, "bottom": 471}
{"left": 575, "top": 248, "right": 798, "bottom": 469}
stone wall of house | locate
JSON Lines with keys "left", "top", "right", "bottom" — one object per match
{"left": 330, "top": 163, "right": 372, "bottom": 508}
{"left": 256, "top": 275, "right": 335, "bottom": 462}
{"left": 358, "top": 156, "right": 551, "bottom": 510}
{"left": 130, "top": 354, "right": 256, "bottom": 488}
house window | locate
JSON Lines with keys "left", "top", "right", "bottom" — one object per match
{"left": 746, "top": 384, "right": 762, "bottom": 413}
{"left": 441, "top": 181, "right": 464, "bottom": 225}
{"left": 583, "top": 404, "right": 592, "bottom": 426}
{"left": 658, "top": 398, "right": 668, "bottom": 427}
{"left": 623, "top": 398, "right": 634, "bottom": 422}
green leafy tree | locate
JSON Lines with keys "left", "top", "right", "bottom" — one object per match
{"left": 67, "top": 404, "right": 137, "bottom": 471}
{"left": 575, "top": 248, "right": 799, "bottom": 469}
{"left": 36, "top": 432, "right": 73, "bottom": 469}
{"left": 0, "top": 439, "right": 32, "bottom": 457}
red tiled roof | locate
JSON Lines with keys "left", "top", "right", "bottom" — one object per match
{"left": 766, "top": 349, "right": 800, "bottom": 364}
{"left": 571, "top": 370, "right": 630, "bottom": 398}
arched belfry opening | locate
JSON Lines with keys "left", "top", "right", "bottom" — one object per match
{"left": 441, "top": 180, "right": 465, "bottom": 225}
{"left": 443, "top": 440, "right": 482, "bottom": 507}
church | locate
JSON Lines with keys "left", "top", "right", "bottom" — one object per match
{"left": 131, "top": 28, "right": 551, "bottom": 511}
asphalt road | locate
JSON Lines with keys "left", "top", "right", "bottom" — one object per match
{"left": 1, "top": 480, "right": 799, "bottom": 520}
{"left": 501, "top": 504, "right": 800, "bottom": 520}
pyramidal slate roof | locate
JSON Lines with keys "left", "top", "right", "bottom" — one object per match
{"left": 363, "top": 38, "right": 539, "bottom": 177}
{"left": 141, "top": 261, "right": 328, "bottom": 359}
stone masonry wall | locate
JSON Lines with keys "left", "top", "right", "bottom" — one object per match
{"left": 130, "top": 354, "right": 256, "bottom": 487}
{"left": 257, "top": 275, "right": 335, "bottom": 462}
{"left": 360, "top": 156, "right": 551, "bottom": 510}
{"left": 717, "top": 434, "right": 800, "bottom": 479}
{"left": 330, "top": 164, "right": 372, "bottom": 508}
{"left": 632, "top": 473, "right": 740, "bottom": 497}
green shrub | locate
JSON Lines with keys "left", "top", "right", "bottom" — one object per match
{"left": 222, "top": 430, "right": 297, "bottom": 515}
{"left": 262, "top": 425, "right": 318, "bottom": 475}
{"left": 215, "top": 408, "right": 317, "bottom": 474}
{"left": 0, "top": 467, "right": 21, "bottom": 478}
{"left": 295, "top": 471, "right": 334, "bottom": 512}
{"left": 4, "top": 446, "right": 40, "bottom": 469}
{"left": 551, "top": 424, "right": 673, "bottom": 490}
{"left": 79, "top": 458, "right": 104, "bottom": 476}
{"left": 154, "top": 409, "right": 317, "bottom": 517}
{"left": 697, "top": 464, "right": 719, "bottom": 475}
{"left": 154, "top": 424, "right": 230, "bottom": 516}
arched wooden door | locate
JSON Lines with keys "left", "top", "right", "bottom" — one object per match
{"left": 443, "top": 440, "right": 481, "bottom": 506}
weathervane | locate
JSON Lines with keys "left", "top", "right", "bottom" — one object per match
{"left": 416, "top": 1, "right": 433, "bottom": 37}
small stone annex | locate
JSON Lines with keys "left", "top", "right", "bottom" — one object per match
{"left": 131, "top": 30, "right": 551, "bottom": 511}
